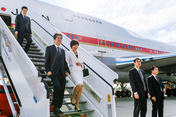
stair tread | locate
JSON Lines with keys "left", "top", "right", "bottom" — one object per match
{"left": 27, "top": 54, "right": 45, "bottom": 58}
{"left": 49, "top": 86, "right": 74, "bottom": 89}
{"left": 29, "top": 48, "right": 41, "bottom": 51}
{"left": 34, "top": 63, "right": 45, "bottom": 66}
{"left": 28, "top": 51, "right": 44, "bottom": 55}
{"left": 37, "top": 68, "right": 46, "bottom": 71}
{"left": 50, "top": 101, "right": 87, "bottom": 105}
{"left": 23, "top": 41, "right": 35, "bottom": 45}
{"left": 43, "top": 78, "right": 68, "bottom": 82}
{"left": 22, "top": 44, "right": 38, "bottom": 48}
{"left": 50, "top": 94, "right": 72, "bottom": 99}
{"left": 50, "top": 109, "right": 94, "bottom": 116}
{"left": 31, "top": 59, "right": 45, "bottom": 62}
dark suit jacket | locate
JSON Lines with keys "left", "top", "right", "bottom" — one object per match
{"left": 129, "top": 68, "right": 148, "bottom": 98}
{"left": 45, "top": 45, "right": 70, "bottom": 78}
{"left": 148, "top": 75, "right": 165, "bottom": 100}
{"left": 15, "top": 14, "right": 32, "bottom": 34}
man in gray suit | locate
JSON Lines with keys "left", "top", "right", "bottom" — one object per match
{"left": 15, "top": 6, "right": 32, "bottom": 53}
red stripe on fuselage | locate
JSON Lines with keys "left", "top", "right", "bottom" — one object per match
{"left": 62, "top": 32, "right": 169, "bottom": 54}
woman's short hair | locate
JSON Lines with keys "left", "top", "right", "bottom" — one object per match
{"left": 70, "top": 40, "right": 79, "bottom": 48}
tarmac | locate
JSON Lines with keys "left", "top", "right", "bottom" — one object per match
{"left": 115, "top": 96, "right": 176, "bottom": 117}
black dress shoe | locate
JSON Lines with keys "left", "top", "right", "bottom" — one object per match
{"left": 59, "top": 110, "right": 63, "bottom": 114}
{"left": 53, "top": 107, "right": 59, "bottom": 115}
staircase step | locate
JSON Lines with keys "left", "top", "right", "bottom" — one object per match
{"left": 22, "top": 44, "right": 38, "bottom": 48}
{"left": 29, "top": 48, "right": 41, "bottom": 52}
{"left": 28, "top": 51, "right": 44, "bottom": 55}
{"left": 50, "top": 109, "right": 94, "bottom": 116}
{"left": 50, "top": 101, "right": 87, "bottom": 105}
{"left": 43, "top": 78, "right": 68, "bottom": 83}
{"left": 23, "top": 41, "right": 35, "bottom": 45}
{"left": 49, "top": 86, "right": 74, "bottom": 89}
{"left": 50, "top": 94, "right": 72, "bottom": 99}
{"left": 31, "top": 58, "right": 45, "bottom": 62}
{"left": 40, "top": 74, "right": 47, "bottom": 77}
{"left": 43, "top": 78, "right": 52, "bottom": 82}
{"left": 27, "top": 54, "right": 45, "bottom": 59}
{"left": 34, "top": 63, "right": 45, "bottom": 67}
{"left": 37, "top": 68, "right": 46, "bottom": 72}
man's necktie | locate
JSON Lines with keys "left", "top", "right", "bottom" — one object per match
{"left": 138, "top": 69, "right": 147, "bottom": 91}
{"left": 57, "top": 47, "right": 61, "bottom": 56}
{"left": 24, "top": 16, "right": 26, "bottom": 22}
{"left": 156, "top": 76, "right": 160, "bottom": 84}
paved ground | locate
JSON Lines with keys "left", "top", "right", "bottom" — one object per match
{"left": 115, "top": 96, "right": 176, "bottom": 117}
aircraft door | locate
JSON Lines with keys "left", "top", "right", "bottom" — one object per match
{"left": 59, "top": 8, "right": 73, "bottom": 22}
{"left": 97, "top": 33, "right": 106, "bottom": 53}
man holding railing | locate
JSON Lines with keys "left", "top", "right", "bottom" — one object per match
{"left": 15, "top": 6, "right": 32, "bottom": 53}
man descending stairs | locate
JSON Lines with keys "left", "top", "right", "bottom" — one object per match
{"left": 8, "top": 26, "right": 94, "bottom": 117}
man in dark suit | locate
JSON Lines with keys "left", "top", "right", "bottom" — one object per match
{"left": 45, "top": 33, "right": 70, "bottom": 116}
{"left": 15, "top": 6, "right": 32, "bottom": 53}
{"left": 129, "top": 58, "right": 149, "bottom": 117}
{"left": 148, "top": 66, "right": 165, "bottom": 117}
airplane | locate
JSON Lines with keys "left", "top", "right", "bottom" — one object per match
{"left": 1, "top": 0, "right": 176, "bottom": 97}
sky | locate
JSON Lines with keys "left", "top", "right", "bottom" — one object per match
{"left": 39, "top": 0, "right": 176, "bottom": 45}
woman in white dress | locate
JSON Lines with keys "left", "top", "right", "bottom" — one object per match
{"left": 66, "top": 40, "right": 83, "bottom": 112}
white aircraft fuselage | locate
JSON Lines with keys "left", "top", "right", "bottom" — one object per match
{"left": 1, "top": 0, "right": 175, "bottom": 82}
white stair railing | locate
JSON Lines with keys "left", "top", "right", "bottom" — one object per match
{"left": 0, "top": 17, "right": 49, "bottom": 117}
{"left": 28, "top": 8, "right": 118, "bottom": 117}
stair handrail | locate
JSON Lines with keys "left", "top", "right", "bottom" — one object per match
{"left": 31, "top": 19, "right": 115, "bottom": 95}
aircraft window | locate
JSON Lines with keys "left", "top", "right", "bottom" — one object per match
{"left": 81, "top": 16, "right": 84, "bottom": 19}
{"left": 73, "top": 14, "right": 76, "bottom": 17}
{"left": 67, "top": 34, "right": 70, "bottom": 38}
{"left": 150, "top": 50, "right": 152, "bottom": 52}
{"left": 121, "top": 44, "right": 123, "bottom": 48}
{"left": 118, "top": 44, "right": 120, "bottom": 47}
{"left": 138, "top": 48, "right": 140, "bottom": 51}
{"left": 85, "top": 18, "right": 88, "bottom": 20}
{"left": 103, "top": 41, "right": 105, "bottom": 45}
{"left": 99, "top": 21, "right": 102, "bottom": 24}
{"left": 141, "top": 48, "right": 142, "bottom": 51}
{"left": 112, "top": 43, "right": 114, "bottom": 46}
{"left": 130, "top": 46, "right": 132, "bottom": 49}
{"left": 92, "top": 20, "right": 95, "bottom": 22}
{"left": 124, "top": 45, "right": 126, "bottom": 48}
{"left": 115, "top": 43, "right": 117, "bottom": 47}
{"left": 89, "top": 19, "right": 91, "bottom": 21}
{"left": 127, "top": 45, "right": 129, "bottom": 49}
{"left": 72, "top": 35, "right": 74, "bottom": 39}
{"left": 108, "top": 42, "right": 110, "bottom": 45}
{"left": 133, "top": 47, "right": 134, "bottom": 50}
{"left": 76, "top": 36, "right": 79, "bottom": 40}
{"left": 96, "top": 20, "right": 98, "bottom": 23}
{"left": 157, "top": 51, "right": 158, "bottom": 54}
{"left": 77, "top": 15, "right": 80, "bottom": 18}
{"left": 135, "top": 47, "right": 137, "bottom": 50}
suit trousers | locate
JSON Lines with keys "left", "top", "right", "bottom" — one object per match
{"left": 52, "top": 70, "right": 66, "bottom": 108}
{"left": 17, "top": 29, "right": 32, "bottom": 53}
{"left": 134, "top": 95, "right": 147, "bottom": 117}
{"left": 152, "top": 93, "right": 164, "bottom": 117}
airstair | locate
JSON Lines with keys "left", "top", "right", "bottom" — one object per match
{"left": 0, "top": 8, "right": 118, "bottom": 117}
